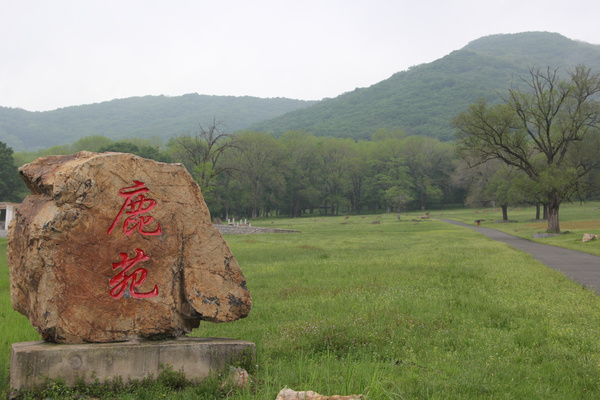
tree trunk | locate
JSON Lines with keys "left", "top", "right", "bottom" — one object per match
{"left": 501, "top": 204, "right": 508, "bottom": 221}
{"left": 547, "top": 202, "right": 561, "bottom": 233}
{"left": 543, "top": 204, "right": 548, "bottom": 220}
{"left": 535, "top": 204, "right": 540, "bottom": 220}
{"left": 291, "top": 198, "right": 300, "bottom": 218}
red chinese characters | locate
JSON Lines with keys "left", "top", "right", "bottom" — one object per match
{"left": 107, "top": 180, "right": 162, "bottom": 237}
{"left": 109, "top": 249, "right": 159, "bottom": 299}
{"left": 107, "top": 181, "right": 161, "bottom": 299}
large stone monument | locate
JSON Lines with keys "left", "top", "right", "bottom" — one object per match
{"left": 8, "top": 152, "right": 253, "bottom": 390}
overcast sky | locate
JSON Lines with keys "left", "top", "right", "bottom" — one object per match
{"left": 1, "top": 0, "right": 599, "bottom": 112}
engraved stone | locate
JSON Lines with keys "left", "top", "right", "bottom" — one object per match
{"left": 8, "top": 151, "right": 251, "bottom": 343}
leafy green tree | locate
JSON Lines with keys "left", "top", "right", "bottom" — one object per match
{"left": 231, "top": 132, "right": 286, "bottom": 219}
{"left": 454, "top": 65, "right": 600, "bottom": 233}
{"left": 346, "top": 140, "right": 373, "bottom": 213}
{"left": 0, "top": 141, "right": 26, "bottom": 202}
{"left": 368, "top": 130, "right": 408, "bottom": 212}
{"left": 484, "top": 165, "right": 526, "bottom": 220}
{"left": 135, "top": 145, "right": 172, "bottom": 163}
{"left": 98, "top": 141, "right": 140, "bottom": 154}
{"left": 318, "top": 138, "right": 353, "bottom": 215}
{"left": 97, "top": 141, "right": 171, "bottom": 162}
{"left": 453, "top": 158, "right": 524, "bottom": 220}
{"left": 14, "top": 143, "right": 73, "bottom": 165}
{"left": 384, "top": 185, "right": 414, "bottom": 213}
{"left": 71, "top": 135, "right": 113, "bottom": 152}
{"left": 370, "top": 144, "right": 412, "bottom": 213}
{"left": 400, "top": 136, "right": 453, "bottom": 210}
{"left": 280, "top": 131, "right": 321, "bottom": 217}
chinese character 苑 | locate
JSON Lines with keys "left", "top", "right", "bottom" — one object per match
{"left": 109, "top": 248, "right": 159, "bottom": 299}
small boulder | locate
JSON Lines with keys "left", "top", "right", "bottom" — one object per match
{"left": 582, "top": 233, "right": 599, "bottom": 243}
{"left": 221, "top": 367, "right": 252, "bottom": 389}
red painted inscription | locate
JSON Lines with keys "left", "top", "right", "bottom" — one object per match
{"left": 107, "top": 180, "right": 162, "bottom": 237}
{"left": 109, "top": 248, "right": 159, "bottom": 299}
{"left": 107, "top": 181, "right": 162, "bottom": 299}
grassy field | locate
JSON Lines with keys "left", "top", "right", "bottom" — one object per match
{"left": 2, "top": 204, "right": 600, "bottom": 398}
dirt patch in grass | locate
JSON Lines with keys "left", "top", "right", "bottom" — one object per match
{"left": 561, "top": 220, "right": 600, "bottom": 230}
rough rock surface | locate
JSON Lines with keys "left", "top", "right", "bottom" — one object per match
{"left": 582, "top": 233, "right": 599, "bottom": 243}
{"left": 8, "top": 151, "right": 251, "bottom": 343}
{"left": 275, "top": 388, "right": 364, "bottom": 400}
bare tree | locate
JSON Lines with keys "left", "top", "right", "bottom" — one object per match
{"left": 169, "top": 119, "right": 238, "bottom": 194}
{"left": 454, "top": 65, "right": 600, "bottom": 233}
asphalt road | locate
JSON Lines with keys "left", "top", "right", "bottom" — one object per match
{"left": 438, "top": 219, "right": 600, "bottom": 295}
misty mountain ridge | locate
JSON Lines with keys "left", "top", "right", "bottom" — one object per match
{"left": 0, "top": 94, "right": 318, "bottom": 152}
{"left": 2, "top": 31, "right": 600, "bottom": 152}
{"left": 248, "top": 32, "right": 600, "bottom": 140}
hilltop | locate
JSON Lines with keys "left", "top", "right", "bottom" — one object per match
{"left": 0, "top": 94, "right": 317, "bottom": 152}
{"left": 248, "top": 32, "right": 600, "bottom": 141}
{"left": 2, "top": 32, "right": 600, "bottom": 151}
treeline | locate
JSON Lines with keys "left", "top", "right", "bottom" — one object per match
{"left": 178, "top": 130, "right": 463, "bottom": 219}
{"left": 9, "top": 124, "right": 600, "bottom": 220}
{"left": 13, "top": 129, "right": 464, "bottom": 218}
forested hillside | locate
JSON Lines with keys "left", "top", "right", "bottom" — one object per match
{"left": 249, "top": 32, "right": 600, "bottom": 141}
{"left": 0, "top": 94, "right": 317, "bottom": 151}
{"left": 3, "top": 32, "right": 599, "bottom": 152}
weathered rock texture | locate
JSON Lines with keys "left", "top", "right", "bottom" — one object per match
{"left": 8, "top": 151, "right": 251, "bottom": 343}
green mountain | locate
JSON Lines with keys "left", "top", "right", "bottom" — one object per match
{"left": 0, "top": 94, "right": 317, "bottom": 151}
{"left": 248, "top": 32, "right": 600, "bottom": 141}
{"left": 3, "top": 32, "right": 599, "bottom": 152}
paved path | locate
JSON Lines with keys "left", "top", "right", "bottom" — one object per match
{"left": 438, "top": 219, "right": 600, "bottom": 294}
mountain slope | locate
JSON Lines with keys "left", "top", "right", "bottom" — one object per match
{"left": 0, "top": 94, "right": 317, "bottom": 151}
{"left": 3, "top": 32, "right": 599, "bottom": 152}
{"left": 248, "top": 32, "right": 600, "bottom": 141}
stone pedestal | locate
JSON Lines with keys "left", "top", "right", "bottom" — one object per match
{"left": 10, "top": 337, "right": 255, "bottom": 392}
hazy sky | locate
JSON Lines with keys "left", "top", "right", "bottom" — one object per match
{"left": 2, "top": 0, "right": 599, "bottom": 111}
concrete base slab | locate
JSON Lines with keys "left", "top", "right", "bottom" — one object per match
{"left": 10, "top": 337, "right": 255, "bottom": 392}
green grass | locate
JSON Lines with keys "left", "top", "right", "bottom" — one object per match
{"left": 3, "top": 211, "right": 600, "bottom": 398}
{"left": 0, "top": 239, "right": 40, "bottom": 397}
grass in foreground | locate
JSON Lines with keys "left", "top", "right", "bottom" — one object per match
{"left": 2, "top": 212, "right": 600, "bottom": 399}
